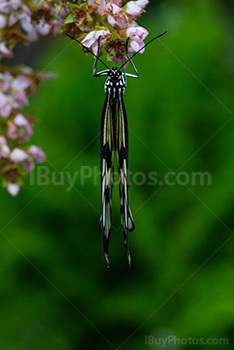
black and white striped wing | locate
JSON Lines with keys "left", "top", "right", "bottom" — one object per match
{"left": 99, "top": 93, "right": 114, "bottom": 268}
{"left": 116, "top": 91, "right": 135, "bottom": 266}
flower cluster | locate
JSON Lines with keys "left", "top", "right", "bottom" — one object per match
{"left": 0, "top": 0, "right": 59, "bottom": 60}
{"left": 0, "top": 1, "right": 56, "bottom": 195}
{"left": 63, "top": 0, "right": 149, "bottom": 61}
{"left": 0, "top": 0, "right": 65, "bottom": 196}
{"left": 0, "top": 67, "right": 46, "bottom": 196}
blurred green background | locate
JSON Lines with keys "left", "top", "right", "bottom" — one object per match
{"left": 1, "top": 0, "right": 234, "bottom": 349}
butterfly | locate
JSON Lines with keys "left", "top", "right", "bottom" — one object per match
{"left": 67, "top": 31, "right": 167, "bottom": 267}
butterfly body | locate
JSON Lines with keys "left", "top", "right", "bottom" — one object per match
{"left": 104, "top": 68, "right": 126, "bottom": 98}
{"left": 100, "top": 67, "right": 134, "bottom": 268}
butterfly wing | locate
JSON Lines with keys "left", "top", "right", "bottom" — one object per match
{"left": 116, "top": 91, "right": 135, "bottom": 266}
{"left": 99, "top": 93, "right": 114, "bottom": 268}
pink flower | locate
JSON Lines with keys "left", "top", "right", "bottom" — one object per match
{"left": 0, "top": 42, "right": 13, "bottom": 58}
{"left": 7, "top": 122, "right": 18, "bottom": 140}
{"left": 0, "top": 136, "right": 10, "bottom": 158}
{"left": 0, "top": 2, "right": 8, "bottom": 13}
{"left": 20, "top": 15, "right": 50, "bottom": 42}
{"left": 8, "top": 12, "right": 19, "bottom": 26}
{"left": 112, "top": 0, "right": 121, "bottom": 4}
{"left": 14, "top": 113, "right": 33, "bottom": 135}
{"left": 126, "top": 2, "right": 142, "bottom": 16}
{"left": 136, "top": 0, "right": 149, "bottom": 7}
{"left": 9, "top": 0, "right": 21, "bottom": 11}
{"left": 1, "top": 144, "right": 11, "bottom": 158}
{"left": 111, "top": 3, "right": 121, "bottom": 14}
{"left": 12, "top": 74, "right": 30, "bottom": 90}
{"left": 14, "top": 90, "right": 28, "bottom": 106}
{"left": 126, "top": 26, "right": 148, "bottom": 53}
{"left": 102, "top": 2, "right": 121, "bottom": 15}
{"left": 115, "top": 13, "right": 129, "bottom": 29}
{"left": 0, "top": 0, "right": 21, "bottom": 13}
{"left": 81, "top": 31, "right": 96, "bottom": 48}
{"left": 0, "top": 14, "right": 7, "bottom": 29}
{"left": 23, "top": 159, "right": 34, "bottom": 172}
{"left": 0, "top": 136, "right": 6, "bottom": 145}
{"left": 126, "top": 26, "right": 148, "bottom": 41}
{"left": 102, "top": 2, "right": 130, "bottom": 29}
{"left": 88, "top": 0, "right": 106, "bottom": 14}
{"left": 0, "top": 92, "right": 12, "bottom": 118}
{"left": 102, "top": 3, "right": 112, "bottom": 15}
{"left": 94, "top": 30, "right": 111, "bottom": 42}
{"left": 19, "top": 15, "right": 34, "bottom": 37}
{"left": 39, "top": 2, "right": 49, "bottom": 10}
{"left": 126, "top": 0, "right": 149, "bottom": 16}
{"left": 7, "top": 114, "right": 33, "bottom": 142}
{"left": 51, "top": 19, "right": 63, "bottom": 34}
{"left": 0, "top": 71, "right": 13, "bottom": 93}
{"left": 0, "top": 71, "right": 35, "bottom": 118}
{"left": 10, "top": 148, "right": 28, "bottom": 163}
{"left": 35, "top": 18, "right": 50, "bottom": 36}
{"left": 0, "top": 73, "right": 31, "bottom": 116}
{"left": 107, "top": 15, "right": 116, "bottom": 27}
{"left": 4, "top": 74, "right": 31, "bottom": 110}
{"left": 130, "top": 39, "right": 145, "bottom": 53}
{"left": 28, "top": 145, "right": 45, "bottom": 163}
{"left": 21, "top": 4, "right": 31, "bottom": 16}
{"left": 82, "top": 29, "right": 111, "bottom": 55}
{"left": 7, "top": 183, "right": 20, "bottom": 196}
{"left": 7, "top": 4, "right": 31, "bottom": 27}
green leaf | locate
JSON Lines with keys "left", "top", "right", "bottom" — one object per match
{"left": 86, "top": 14, "right": 92, "bottom": 22}
{"left": 112, "top": 32, "right": 119, "bottom": 39}
{"left": 56, "top": 3, "right": 62, "bottom": 12}
{"left": 64, "top": 14, "right": 74, "bottom": 24}
{"left": 95, "top": 25, "right": 107, "bottom": 31}
{"left": 67, "top": 2, "right": 77, "bottom": 10}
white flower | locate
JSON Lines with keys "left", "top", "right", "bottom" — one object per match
{"left": 136, "top": 0, "right": 149, "bottom": 8}
{"left": 126, "top": 0, "right": 149, "bottom": 16}
{"left": 0, "top": 14, "right": 7, "bottom": 29}
{"left": 7, "top": 183, "right": 20, "bottom": 196}
{"left": 11, "top": 75, "right": 30, "bottom": 91}
{"left": 126, "top": 26, "right": 148, "bottom": 53}
{"left": 0, "top": 42, "right": 13, "bottom": 58}
{"left": 126, "top": 26, "right": 148, "bottom": 41}
{"left": 0, "top": 92, "right": 12, "bottom": 118}
{"left": 81, "top": 31, "right": 96, "bottom": 48}
{"left": 82, "top": 29, "right": 111, "bottom": 55}
{"left": 10, "top": 148, "right": 28, "bottom": 163}
{"left": 28, "top": 145, "right": 45, "bottom": 162}
{"left": 0, "top": 136, "right": 10, "bottom": 158}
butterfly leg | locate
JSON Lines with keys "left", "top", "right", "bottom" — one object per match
{"left": 93, "top": 36, "right": 109, "bottom": 77}
{"left": 125, "top": 38, "right": 139, "bottom": 79}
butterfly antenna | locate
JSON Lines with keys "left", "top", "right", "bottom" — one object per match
{"left": 66, "top": 33, "right": 110, "bottom": 70}
{"left": 120, "top": 31, "right": 167, "bottom": 70}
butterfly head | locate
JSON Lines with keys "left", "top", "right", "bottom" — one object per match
{"left": 109, "top": 67, "right": 122, "bottom": 82}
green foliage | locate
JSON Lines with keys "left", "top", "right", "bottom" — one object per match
{"left": 0, "top": 0, "right": 234, "bottom": 349}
